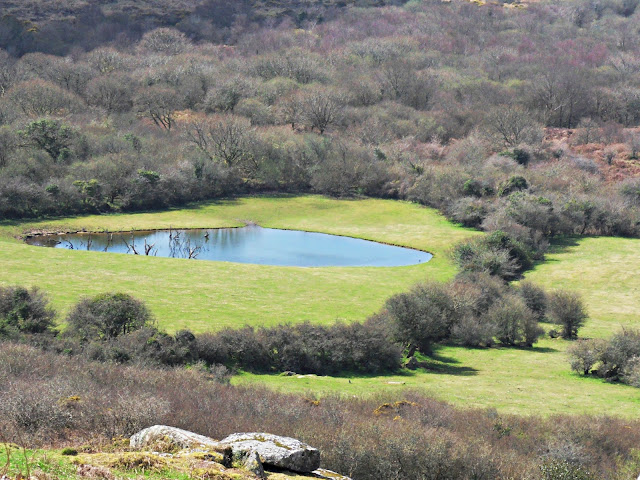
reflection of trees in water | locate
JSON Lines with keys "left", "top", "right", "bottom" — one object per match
{"left": 207, "top": 226, "right": 256, "bottom": 248}
{"left": 57, "top": 229, "right": 215, "bottom": 260}
{"left": 63, "top": 234, "right": 93, "bottom": 251}
{"left": 168, "top": 232, "right": 208, "bottom": 259}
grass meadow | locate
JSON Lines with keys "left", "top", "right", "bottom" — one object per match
{"left": 236, "top": 233, "right": 640, "bottom": 416}
{"left": 3, "top": 195, "right": 640, "bottom": 416}
{"left": 0, "top": 195, "right": 477, "bottom": 332}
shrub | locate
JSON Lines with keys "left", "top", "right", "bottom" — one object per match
{"left": 518, "top": 281, "right": 548, "bottom": 322}
{"left": 448, "top": 197, "right": 488, "bottom": 228}
{"left": 486, "top": 295, "right": 543, "bottom": 347}
{"left": 450, "top": 316, "right": 496, "bottom": 347}
{"left": 567, "top": 339, "right": 605, "bottom": 375}
{"left": 384, "top": 281, "right": 456, "bottom": 355}
{"left": 498, "top": 175, "right": 528, "bottom": 197}
{"left": 500, "top": 148, "right": 531, "bottom": 166}
{"left": 66, "top": 293, "right": 154, "bottom": 341}
{"left": 0, "top": 286, "right": 56, "bottom": 337}
{"left": 547, "top": 291, "right": 588, "bottom": 339}
{"left": 483, "top": 230, "right": 533, "bottom": 272}
{"left": 621, "top": 356, "right": 640, "bottom": 388}
{"left": 452, "top": 241, "right": 519, "bottom": 281}
{"left": 598, "top": 329, "right": 640, "bottom": 379}
{"left": 452, "top": 231, "right": 532, "bottom": 281}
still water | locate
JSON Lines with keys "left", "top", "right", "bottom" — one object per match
{"left": 25, "top": 226, "right": 432, "bottom": 267}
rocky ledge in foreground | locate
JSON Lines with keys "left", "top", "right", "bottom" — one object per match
{"left": 126, "top": 425, "right": 350, "bottom": 480}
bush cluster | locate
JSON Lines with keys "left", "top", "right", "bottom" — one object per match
{"left": 1, "top": 277, "right": 588, "bottom": 375}
{"left": 0, "top": 288, "right": 398, "bottom": 375}
{"left": 568, "top": 329, "right": 640, "bottom": 386}
{"left": 0, "top": 272, "right": 586, "bottom": 375}
{"left": 80, "top": 320, "right": 401, "bottom": 375}
{"left": 381, "top": 273, "right": 552, "bottom": 353}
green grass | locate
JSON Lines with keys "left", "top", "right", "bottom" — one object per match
{"left": 233, "top": 234, "right": 640, "bottom": 417}
{"left": 524, "top": 236, "right": 640, "bottom": 339}
{"left": 234, "top": 335, "right": 640, "bottom": 417}
{"left": 0, "top": 195, "right": 478, "bottom": 332}
{"left": 0, "top": 446, "right": 77, "bottom": 480}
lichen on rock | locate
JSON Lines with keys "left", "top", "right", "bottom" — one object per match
{"left": 220, "top": 433, "right": 320, "bottom": 473}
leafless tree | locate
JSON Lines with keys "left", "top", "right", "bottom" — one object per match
{"left": 300, "top": 89, "right": 344, "bottom": 134}
{"left": 0, "top": 49, "right": 15, "bottom": 97}
{"left": 6, "top": 79, "right": 83, "bottom": 116}
{"left": 135, "top": 86, "right": 181, "bottom": 131}
{"left": 139, "top": 28, "right": 191, "bottom": 56}
{"left": 144, "top": 239, "right": 156, "bottom": 256}
{"left": 86, "top": 74, "right": 133, "bottom": 114}
{"left": 86, "top": 48, "right": 126, "bottom": 74}
{"left": 183, "top": 115, "right": 251, "bottom": 167}
{"left": 487, "top": 105, "right": 542, "bottom": 147}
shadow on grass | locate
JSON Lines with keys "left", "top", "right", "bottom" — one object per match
{"left": 530, "top": 236, "right": 582, "bottom": 268}
{"left": 510, "top": 344, "right": 558, "bottom": 354}
{"left": 413, "top": 348, "right": 479, "bottom": 376}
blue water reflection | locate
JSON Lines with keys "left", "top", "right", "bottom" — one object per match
{"left": 26, "top": 226, "right": 432, "bottom": 267}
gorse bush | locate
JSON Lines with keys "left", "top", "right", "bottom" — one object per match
{"left": 451, "top": 230, "right": 532, "bottom": 281}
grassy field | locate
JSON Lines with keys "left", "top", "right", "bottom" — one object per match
{"left": 4, "top": 196, "right": 640, "bottom": 416}
{"left": 524, "top": 236, "right": 640, "bottom": 338}
{"left": 234, "top": 234, "right": 640, "bottom": 417}
{"left": 0, "top": 195, "right": 478, "bottom": 332}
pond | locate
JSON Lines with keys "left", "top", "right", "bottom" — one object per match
{"left": 25, "top": 226, "right": 432, "bottom": 267}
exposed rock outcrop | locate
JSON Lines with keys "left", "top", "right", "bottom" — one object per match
{"left": 241, "top": 450, "right": 266, "bottom": 479}
{"left": 128, "top": 426, "right": 350, "bottom": 479}
{"left": 130, "top": 425, "right": 223, "bottom": 450}
{"left": 220, "top": 432, "right": 321, "bottom": 473}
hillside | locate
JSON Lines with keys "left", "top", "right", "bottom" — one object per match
{"left": 2, "top": 0, "right": 640, "bottom": 478}
{"left": 0, "top": 0, "right": 409, "bottom": 55}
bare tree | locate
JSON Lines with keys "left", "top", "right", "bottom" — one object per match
{"left": 139, "top": 28, "right": 191, "bottom": 56}
{"left": 86, "top": 74, "right": 133, "bottom": 114}
{"left": 144, "top": 239, "right": 156, "bottom": 256}
{"left": 278, "top": 93, "right": 304, "bottom": 130}
{"left": 300, "top": 89, "right": 344, "bottom": 134}
{"left": 86, "top": 48, "right": 126, "bottom": 74}
{"left": 487, "top": 105, "right": 542, "bottom": 148}
{"left": 183, "top": 115, "right": 252, "bottom": 167}
{"left": 135, "top": 86, "right": 181, "bottom": 131}
{"left": 378, "top": 58, "right": 413, "bottom": 101}
{"left": 0, "top": 49, "right": 15, "bottom": 96}
{"left": 6, "top": 79, "right": 83, "bottom": 116}
{"left": 18, "top": 53, "right": 93, "bottom": 96}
